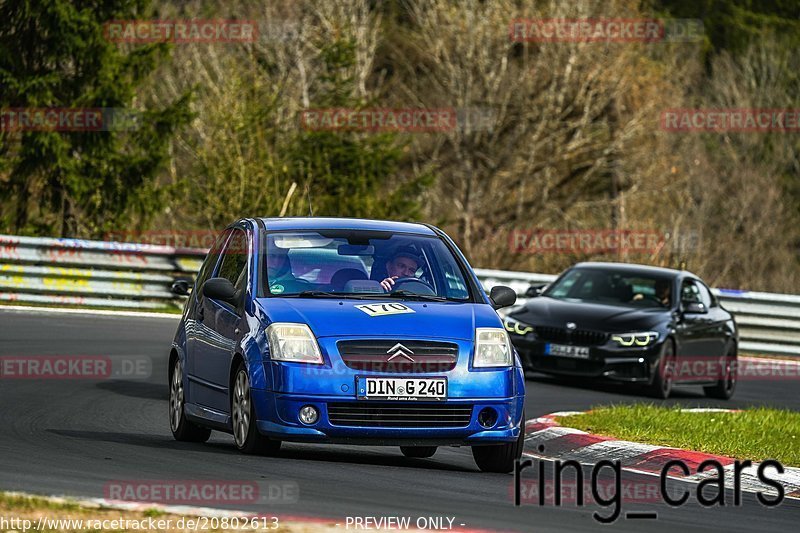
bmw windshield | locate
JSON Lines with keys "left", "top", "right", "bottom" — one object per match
{"left": 543, "top": 268, "right": 673, "bottom": 308}
{"left": 260, "top": 230, "right": 473, "bottom": 302}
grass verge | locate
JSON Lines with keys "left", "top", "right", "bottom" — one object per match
{"left": 558, "top": 405, "right": 800, "bottom": 467}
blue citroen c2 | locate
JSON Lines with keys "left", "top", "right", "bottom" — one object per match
{"left": 168, "top": 218, "right": 525, "bottom": 472}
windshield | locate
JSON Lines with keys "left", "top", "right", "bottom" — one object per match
{"left": 543, "top": 268, "right": 673, "bottom": 308}
{"left": 260, "top": 230, "right": 472, "bottom": 301}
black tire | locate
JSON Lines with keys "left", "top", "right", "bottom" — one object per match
{"left": 472, "top": 411, "right": 525, "bottom": 473}
{"left": 169, "top": 358, "right": 212, "bottom": 442}
{"left": 231, "top": 363, "right": 281, "bottom": 455}
{"left": 704, "top": 347, "right": 737, "bottom": 400}
{"left": 648, "top": 340, "right": 676, "bottom": 399}
{"left": 400, "top": 446, "right": 437, "bottom": 458}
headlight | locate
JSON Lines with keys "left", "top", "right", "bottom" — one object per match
{"left": 611, "top": 331, "right": 659, "bottom": 347}
{"left": 473, "top": 328, "right": 513, "bottom": 368}
{"left": 266, "top": 323, "right": 323, "bottom": 364}
{"left": 503, "top": 317, "right": 534, "bottom": 336}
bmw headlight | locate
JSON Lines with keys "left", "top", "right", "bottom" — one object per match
{"left": 503, "top": 317, "right": 534, "bottom": 336}
{"left": 266, "top": 323, "right": 323, "bottom": 364}
{"left": 473, "top": 328, "right": 513, "bottom": 368}
{"left": 611, "top": 331, "right": 660, "bottom": 348}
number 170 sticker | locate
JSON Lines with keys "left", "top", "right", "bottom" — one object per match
{"left": 354, "top": 303, "right": 416, "bottom": 317}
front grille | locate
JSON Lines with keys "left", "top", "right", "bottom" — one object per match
{"left": 534, "top": 326, "right": 607, "bottom": 346}
{"left": 337, "top": 340, "right": 458, "bottom": 372}
{"left": 328, "top": 403, "right": 473, "bottom": 427}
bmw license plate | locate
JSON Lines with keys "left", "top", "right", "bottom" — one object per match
{"left": 546, "top": 343, "right": 590, "bottom": 359}
{"left": 357, "top": 377, "right": 447, "bottom": 401}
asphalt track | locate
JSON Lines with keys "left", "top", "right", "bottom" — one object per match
{"left": 0, "top": 308, "right": 798, "bottom": 532}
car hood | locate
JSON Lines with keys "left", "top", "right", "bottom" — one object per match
{"left": 255, "top": 298, "right": 501, "bottom": 340}
{"left": 510, "top": 296, "right": 669, "bottom": 332}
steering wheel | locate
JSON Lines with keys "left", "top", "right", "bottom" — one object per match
{"left": 633, "top": 293, "right": 667, "bottom": 307}
{"left": 388, "top": 276, "right": 436, "bottom": 295}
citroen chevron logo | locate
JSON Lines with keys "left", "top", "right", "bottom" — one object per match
{"left": 386, "top": 343, "right": 415, "bottom": 362}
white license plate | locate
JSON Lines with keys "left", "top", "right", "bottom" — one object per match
{"left": 546, "top": 343, "right": 590, "bottom": 359}
{"left": 357, "top": 377, "right": 447, "bottom": 401}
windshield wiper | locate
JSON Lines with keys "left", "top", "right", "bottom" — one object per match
{"left": 289, "top": 290, "right": 373, "bottom": 300}
{"left": 387, "top": 289, "right": 450, "bottom": 302}
{"left": 291, "top": 290, "right": 343, "bottom": 298}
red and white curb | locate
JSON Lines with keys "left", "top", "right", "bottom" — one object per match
{"left": 523, "top": 409, "right": 800, "bottom": 501}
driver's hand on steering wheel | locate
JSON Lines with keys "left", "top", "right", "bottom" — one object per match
{"left": 381, "top": 276, "right": 398, "bottom": 292}
{"left": 632, "top": 293, "right": 644, "bottom": 301}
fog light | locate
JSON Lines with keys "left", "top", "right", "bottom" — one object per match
{"left": 477, "top": 407, "right": 498, "bottom": 428}
{"left": 299, "top": 405, "right": 318, "bottom": 425}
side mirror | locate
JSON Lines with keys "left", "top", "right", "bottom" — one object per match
{"left": 682, "top": 301, "right": 707, "bottom": 314}
{"left": 489, "top": 285, "right": 517, "bottom": 310}
{"left": 170, "top": 279, "right": 191, "bottom": 296}
{"left": 525, "top": 284, "right": 546, "bottom": 297}
{"left": 202, "top": 277, "right": 237, "bottom": 303}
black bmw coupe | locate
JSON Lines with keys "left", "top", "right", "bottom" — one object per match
{"left": 505, "top": 262, "right": 738, "bottom": 399}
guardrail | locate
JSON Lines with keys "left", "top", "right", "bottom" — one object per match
{"left": 0, "top": 234, "right": 203, "bottom": 310}
{"left": 1, "top": 234, "right": 798, "bottom": 355}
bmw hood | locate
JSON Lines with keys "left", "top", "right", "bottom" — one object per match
{"left": 510, "top": 296, "right": 669, "bottom": 332}
{"left": 255, "top": 298, "right": 500, "bottom": 341}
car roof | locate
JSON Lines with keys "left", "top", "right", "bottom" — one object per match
{"left": 571, "top": 261, "right": 696, "bottom": 279}
{"left": 256, "top": 217, "right": 437, "bottom": 235}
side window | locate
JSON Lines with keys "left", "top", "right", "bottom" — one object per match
{"left": 195, "top": 229, "right": 231, "bottom": 293}
{"left": 216, "top": 229, "right": 249, "bottom": 288}
{"left": 680, "top": 280, "right": 702, "bottom": 304}
{"left": 696, "top": 282, "right": 714, "bottom": 308}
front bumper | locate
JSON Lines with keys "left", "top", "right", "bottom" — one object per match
{"left": 513, "top": 336, "right": 663, "bottom": 383}
{"left": 252, "top": 391, "right": 524, "bottom": 445}
{"left": 251, "top": 336, "right": 526, "bottom": 445}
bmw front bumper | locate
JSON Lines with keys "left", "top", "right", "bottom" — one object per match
{"left": 512, "top": 335, "right": 664, "bottom": 383}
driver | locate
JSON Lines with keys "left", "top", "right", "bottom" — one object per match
{"left": 380, "top": 245, "right": 422, "bottom": 292}
{"left": 632, "top": 279, "right": 671, "bottom": 307}
{"left": 654, "top": 279, "right": 671, "bottom": 306}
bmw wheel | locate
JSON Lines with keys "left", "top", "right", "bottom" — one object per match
{"left": 704, "top": 347, "right": 737, "bottom": 400}
{"left": 169, "top": 358, "right": 211, "bottom": 442}
{"left": 232, "top": 363, "right": 281, "bottom": 455}
{"left": 648, "top": 340, "right": 676, "bottom": 399}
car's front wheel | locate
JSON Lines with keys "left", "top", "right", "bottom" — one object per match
{"left": 648, "top": 340, "right": 676, "bottom": 399}
{"left": 231, "top": 363, "right": 281, "bottom": 455}
{"left": 400, "top": 446, "right": 437, "bottom": 458}
{"left": 471, "top": 412, "right": 525, "bottom": 473}
{"left": 169, "top": 358, "right": 211, "bottom": 442}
